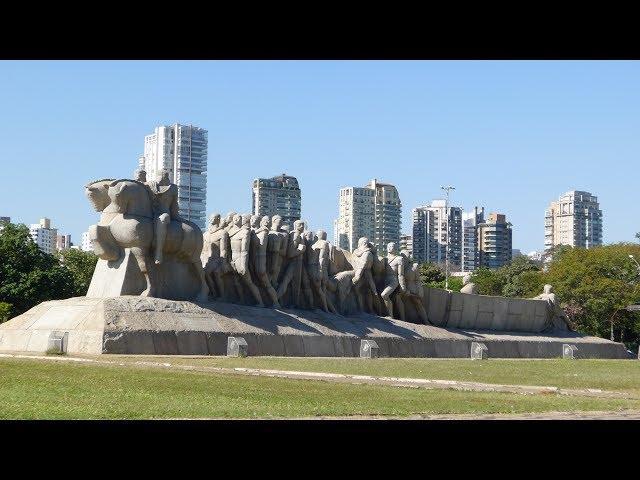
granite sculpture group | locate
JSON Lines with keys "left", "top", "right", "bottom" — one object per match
{"left": 3, "top": 169, "right": 632, "bottom": 359}
{"left": 85, "top": 169, "right": 429, "bottom": 323}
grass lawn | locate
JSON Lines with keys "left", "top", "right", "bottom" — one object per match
{"left": 1, "top": 357, "right": 640, "bottom": 419}
{"left": 106, "top": 355, "right": 640, "bottom": 394}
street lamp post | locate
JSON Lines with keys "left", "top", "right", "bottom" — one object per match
{"left": 441, "top": 185, "right": 455, "bottom": 290}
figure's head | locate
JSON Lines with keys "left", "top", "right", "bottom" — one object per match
{"left": 272, "top": 215, "right": 282, "bottom": 230}
{"left": 242, "top": 213, "right": 252, "bottom": 227}
{"left": 303, "top": 230, "right": 314, "bottom": 242}
{"left": 225, "top": 211, "right": 237, "bottom": 223}
{"left": 250, "top": 214, "right": 260, "bottom": 228}
{"left": 157, "top": 168, "right": 171, "bottom": 184}
{"left": 134, "top": 168, "right": 147, "bottom": 183}
{"left": 208, "top": 213, "right": 220, "bottom": 228}
{"left": 357, "top": 237, "right": 369, "bottom": 249}
{"left": 281, "top": 225, "right": 291, "bottom": 233}
{"left": 293, "top": 220, "right": 304, "bottom": 233}
{"left": 387, "top": 242, "right": 396, "bottom": 254}
{"left": 232, "top": 214, "right": 242, "bottom": 227}
{"left": 260, "top": 215, "right": 271, "bottom": 228}
{"left": 400, "top": 249, "right": 412, "bottom": 261}
{"left": 316, "top": 230, "right": 327, "bottom": 241}
{"left": 543, "top": 284, "right": 553, "bottom": 294}
{"left": 462, "top": 272, "right": 472, "bottom": 285}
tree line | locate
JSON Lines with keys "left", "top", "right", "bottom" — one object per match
{"left": 0, "top": 222, "right": 97, "bottom": 322}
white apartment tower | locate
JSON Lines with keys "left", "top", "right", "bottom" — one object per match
{"left": 412, "top": 200, "right": 463, "bottom": 269}
{"left": 29, "top": 218, "right": 57, "bottom": 255}
{"left": 544, "top": 190, "right": 602, "bottom": 251}
{"left": 399, "top": 234, "right": 413, "bottom": 256}
{"left": 81, "top": 231, "right": 93, "bottom": 252}
{"left": 252, "top": 174, "right": 301, "bottom": 228}
{"left": 334, "top": 179, "right": 401, "bottom": 256}
{"left": 140, "top": 124, "right": 208, "bottom": 230}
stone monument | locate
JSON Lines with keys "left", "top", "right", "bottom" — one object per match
{"left": 0, "top": 170, "right": 632, "bottom": 360}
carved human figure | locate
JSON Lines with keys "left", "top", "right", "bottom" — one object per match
{"left": 351, "top": 237, "right": 378, "bottom": 312}
{"left": 202, "top": 213, "right": 233, "bottom": 299}
{"left": 146, "top": 168, "right": 181, "bottom": 265}
{"left": 381, "top": 242, "right": 406, "bottom": 319}
{"left": 460, "top": 272, "right": 477, "bottom": 294}
{"left": 533, "top": 284, "right": 571, "bottom": 330}
{"left": 227, "top": 214, "right": 264, "bottom": 307}
{"left": 276, "top": 219, "right": 307, "bottom": 305}
{"left": 312, "top": 230, "right": 338, "bottom": 313}
{"left": 400, "top": 249, "right": 428, "bottom": 323}
{"left": 224, "top": 212, "right": 237, "bottom": 232}
{"left": 250, "top": 214, "right": 260, "bottom": 230}
{"left": 267, "top": 215, "right": 289, "bottom": 289}
{"left": 302, "top": 230, "right": 332, "bottom": 312}
{"left": 134, "top": 168, "right": 147, "bottom": 183}
{"left": 250, "top": 215, "right": 281, "bottom": 308}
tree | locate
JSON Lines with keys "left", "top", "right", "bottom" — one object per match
{"left": 58, "top": 248, "right": 97, "bottom": 296}
{"left": 636, "top": 232, "right": 640, "bottom": 243}
{"left": 0, "top": 222, "right": 76, "bottom": 319}
{"left": 469, "top": 267, "right": 503, "bottom": 295}
{"left": 418, "top": 263, "right": 463, "bottom": 292}
{"left": 544, "top": 243, "right": 640, "bottom": 346}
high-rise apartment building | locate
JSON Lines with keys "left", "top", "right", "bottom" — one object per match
{"left": 29, "top": 218, "right": 57, "bottom": 255}
{"left": 334, "top": 179, "right": 401, "bottom": 255}
{"left": 0, "top": 216, "right": 9, "bottom": 223}
{"left": 56, "top": 234, "right": 72, "bottom": 251}
{"left": 139, "top": 123, "right": 208, "bottom": 230}
{"left": 399, "top": 234, "right": 413, "bottom": 256}
{"left": 412, "top": 200, "right": 462, "bottom": 269}
{"left": 461, "top": 206, "right": 485, "bottom": 272}
{"left": 81, "top": 231, "right": 93, "bottom": 252}
{"left": 251, "top": 174, "right": 301, "bottom": 228}
{"left": 477, "top": 213, "right": 513, "bottom": 269}
{"left": 544, "top": 190, "right": 602, "bottom": 251}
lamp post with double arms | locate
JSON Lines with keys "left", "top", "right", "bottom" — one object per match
{"left": 441, "top": 185, "right": 455, "bottom": 290}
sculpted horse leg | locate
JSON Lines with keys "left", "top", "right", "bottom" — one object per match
{"left": 130, "top": 246, "right": 156, "bottom": 297}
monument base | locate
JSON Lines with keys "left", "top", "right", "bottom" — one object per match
{"left": 0, "top": 296, "right": 631, "bottom": 359}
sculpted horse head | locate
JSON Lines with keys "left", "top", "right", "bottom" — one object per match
{"left": 85, "top": 179, "right": 115, "bottom": 212}
{"left": 85, "top": 179, "right": 153, "bottom": 218}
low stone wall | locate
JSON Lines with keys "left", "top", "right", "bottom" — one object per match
{"left": 425, "top": 288, "right": 556, "bottom": 333}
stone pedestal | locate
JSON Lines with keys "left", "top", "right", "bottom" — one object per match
{"left": 87, "top": 250, "right": 202, "bottom": 301}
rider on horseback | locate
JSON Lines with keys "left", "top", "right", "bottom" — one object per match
{"left": 146, "top": 168, "right": 181, "bottom": 265}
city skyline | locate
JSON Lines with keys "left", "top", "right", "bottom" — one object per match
{"left": 0, "top": 61, "right": 638, "bottom": 252}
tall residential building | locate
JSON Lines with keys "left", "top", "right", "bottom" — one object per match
{"left": 334, "top": 179, "right": 401, "bottom": 255}
{"left": 251, "top": 174, "right": 301, "bottom": 228}
{"left": 0, "top": 216, "right": 9, "bottom": 223}
{"left": 544, "top": 190, "right": 602, "bottom": 251}
{"left": 139, "top": 123, "right": 208, "bottom": 230}
{"left": 29, "top": 218, "right": 57, "bottom": 255}
{"left": 477, "top": 213, "right": 513, "bottom": 269}
{"left": 81, "top": 231, "right": 93, "bottom": 252}
{"left": 399, "top": 234, "right": 413, "bottom": 256}
{"left": 56, "top": 234, "right": 72, "bottom": 251}
{"left": 412, "top": 200, "right": 462, "bottom": 269}
{"left": 461, "top": 206, "right": 485, "bottom": 272}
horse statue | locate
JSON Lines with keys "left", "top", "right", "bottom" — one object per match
{"left": 85, "top": 178, "right": 210, "bottom": 302}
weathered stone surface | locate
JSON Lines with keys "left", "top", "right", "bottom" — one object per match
{"left": 0, "top": 296, "right": 632, "bottom": 359}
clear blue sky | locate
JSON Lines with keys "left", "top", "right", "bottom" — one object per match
{"left": 0, "top": 60, "right": 638, "bottom": 253}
